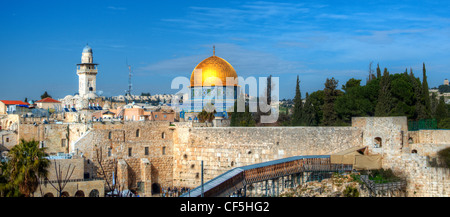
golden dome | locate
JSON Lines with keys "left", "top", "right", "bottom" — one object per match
{"left": 190, "top": 55, "right": 238, "bottom": 87}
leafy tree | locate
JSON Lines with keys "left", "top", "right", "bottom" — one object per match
{"left": 437, "top": 147, "right": 450, "bottom": 168}
{"left": 335, "top": 79, "right": 373, "bottom": 124}
{"left": 343, "top": 186, "right": 359, "bottom": 197}
{"left": 389, "top": 73, "right": 415, "bottom": 118}
{"left": 291, "top": 76, "right": 303, "bottom": 126}
{"left": 141, "top": 92, "right": 151, "bottom": 96}
{"left": 430, "top": 93, "right": 439, "bottom": 117}
{"left": 40, "top": 91, "right": 52, "bottom": 99}
{"left": 322, "top": 77, "right": 339, "bottom": 126}
{"left": 342, "top": 78, "right": 361, "bottom": 93}
{"left": 0, "top": 140, "right": 50, "bottom": 197}
{"left": 309, "top": 90, "right": 324, "bottom": 126}
{"left": 301, "top": 92, "right": 316, "bottom": 126}
{"left": 198, "top": 109, "right": 215, "bottom": 123}
{"left": 438, "top": 84, "right": 450, "bottom": 93}
{"left": 438, "top": 118, "right": 450, "bottom": 129}
{"left": 375, "top": 68, "right": 393, "bottom": 116}
{"left": 230, "top": 97, "right": 255, "bottom": 127}
{"left": 435, "top": 96, "right": 448, "bottom": 123}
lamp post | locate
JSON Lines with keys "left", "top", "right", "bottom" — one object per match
{"left": 201, "top": 160, "right": 204, "bottom": 197}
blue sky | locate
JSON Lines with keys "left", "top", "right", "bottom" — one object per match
{"left": 1, "top": 0, "right": 450, "bottom": 101}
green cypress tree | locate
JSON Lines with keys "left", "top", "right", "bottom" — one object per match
{"left": 376, "top": 63, "right": 382, "bottom": 79}
{"left": 40, "top": 91, "right": 51, "bottom": 99}
{"left": 302, "top": 92, "right": 316, "bottom": 126}
{"left": 422, "top": 63, "right": 432, "bottom": 118}
{"left": 322, "top": 77, "right": 338, "bottom": 126}
{"left": 291, "top": 75, "right": 303, "bottom": 126}
{"left": 410, "top": 71, "right": 426, "bottom": 120}
{"left": 375, "top": 68, "right": 393, "bottom": 116}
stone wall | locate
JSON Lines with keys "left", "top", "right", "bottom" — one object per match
{"left": 18, "top": 123, "right": 90, "bottom": 155}
{"left": 172, "top": 126, "right": 363, "bottom": 188}
{"left": 46, "top": 158, "right": 85, "bottom": 180}
{"left": 0, "top": 130, "right": 18, "bottom": 150}
{"left": 352, "top": 117, "right": 450, "bottom": 197}
{"left": 72, "top": 121, "right": 174, "bottom": 195}
{"left": 17, "top": 116, "right": 450, "bottom": 197}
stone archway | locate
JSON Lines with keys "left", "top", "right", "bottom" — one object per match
{"left": 89, "top": 189, "right": 99, "bottom": 197}
{"left": 74, "top": 190, "right": 85, "bottom": 197}
{"left": 152, "top": 183, "right": 161, "bottom": 194}
{"left": 43, "top": 192, "right": 54, "bottom": 197}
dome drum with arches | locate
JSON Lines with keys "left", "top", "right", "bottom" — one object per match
{"left": 180, "top": 47, "right": 240, "bottom": 114}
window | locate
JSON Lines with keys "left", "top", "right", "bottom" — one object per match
{"left": 136, "top": 129, "right": 140, "bottom": 137}
{"left": 162, "top": 132, "right": 165, "bottom": 139}
{"left": 6, "top": 138, "right": 9, "bottom": 143}
{"left": 108, "top": 148, "right": 112, "bottom": 157}
{"left": 128, "top": 148, "right": 132, "bottom": 157}
{"left": 108, "top": 131, "right": 112, "bottom": 139}
{"left": 61, "top": 139, "right": 66, "bottom": 147}
{"left": 374, "top": 137, "right": 382, "bottom": 148}
{"left": 145, "top": 147, "right": 149, "bottom": 155}
{"left": 162, "top": 146, "right": 166, "bottom": 155}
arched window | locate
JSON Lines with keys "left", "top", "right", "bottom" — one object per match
{"left": 108, "top": 131, "right": 112, "bottom": 139}
{"left": 412, "top": 149, "right": 418, "bottom": 154}
{"left": 162, "top": 132, "right": 165, "bottom": 139}
{"left": 408, "top": 137, "right": 413, "bottom": 144}
{"left": 89, "top": 189, "right": 100, "bottom": 197}
{"left": 136, "top": 129, "right": 140, "bottom": 137}
{"left": 374, "top": 137, "right": 382, "bottom": 148}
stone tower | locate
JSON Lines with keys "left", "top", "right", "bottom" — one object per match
{"left": 77, "top": 44, "right": 98, "bottom": 98}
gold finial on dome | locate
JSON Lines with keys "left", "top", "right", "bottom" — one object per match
{"left": 213, "top": 45, "right": 215, "bottom": 56}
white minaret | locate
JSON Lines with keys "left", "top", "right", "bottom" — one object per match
{"left": 77, "top": 44, "right": 98, "bottom": 98}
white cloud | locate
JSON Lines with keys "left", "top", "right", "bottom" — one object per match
{"left": 137, "top": 43, "right": 303, "bottom": 77}
{"left": 107, "top": 6, "right": 127, "bottom": 11}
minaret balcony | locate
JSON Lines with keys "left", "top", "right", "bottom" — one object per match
{"left": 77, "top": 69, "right": 98, "bottom": 74}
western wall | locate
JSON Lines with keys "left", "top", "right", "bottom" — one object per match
{"left": 1, "top": 116, "right": 449, "bottom": 196}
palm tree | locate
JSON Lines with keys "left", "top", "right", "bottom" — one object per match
{"left": 4, "top": 140, "right": 50, "bottom": 197}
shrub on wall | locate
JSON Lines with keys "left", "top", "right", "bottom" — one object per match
{"left": 437, "top": 147, "right": 450, "bottom": 168}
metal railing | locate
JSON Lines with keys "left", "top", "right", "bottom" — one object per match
{"left": 181, "top": 155, "right": 353, "bottom": 197}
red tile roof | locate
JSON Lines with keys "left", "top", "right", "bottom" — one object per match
{"left": 0, "top": 100, "right": 29, "bottom": 105}
{"left": 35, "top": 97, "right": 61, "bottom": 103}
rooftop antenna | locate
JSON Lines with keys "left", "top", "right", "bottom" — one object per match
{"left": 126, "top": 58, "right": 132, "bottom": 97}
